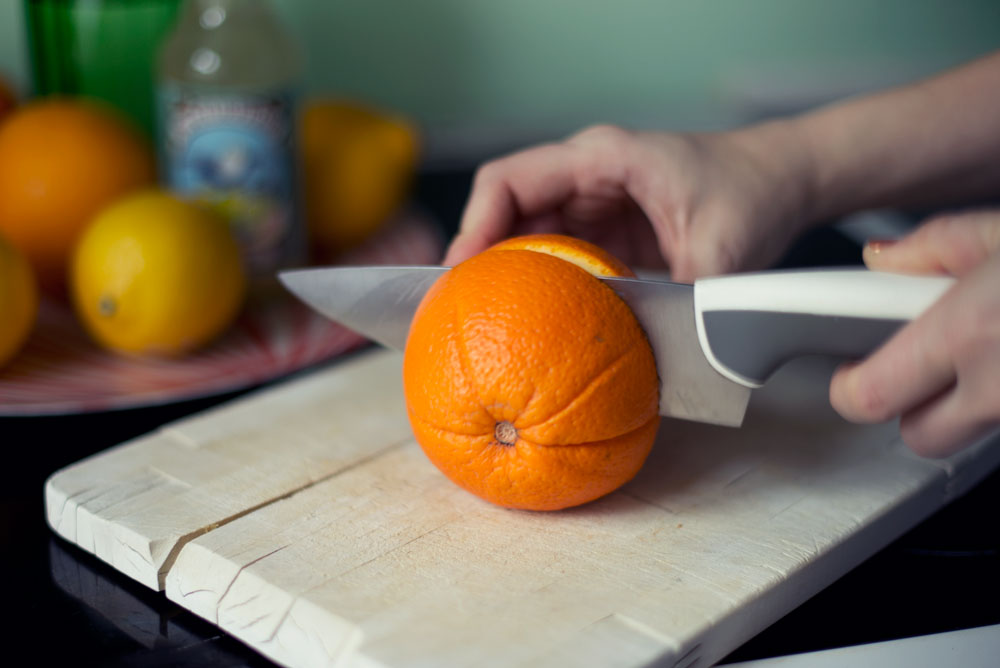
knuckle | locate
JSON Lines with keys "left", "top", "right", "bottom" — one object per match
{"left": 948, "top": 308, "right": 996, "bottom": 362}
{"left": 959, "top": 315, "right": 989, "bottom": 352}
{"left": 696, "top": 238, "right": 741, "bottom": 277}
{"left": 984, "top": 214, "right": 1000, "bottom": 253}
{"left": 568, "top": 124, "right": 635, "bottom": 186}
{"left": 472, "top": 160, "right": 504, "bottom": 189}
{"left": 849, "top": 376, "right": 895, "bottom": 422}
{"left": 913, "top": 214, "right": 960, "bottom": 251}
{"left": 925, "top": 213, "right": 960, "bottom": 234}
{"left": 898, "top": 415, "right": 976, "bottom": 459}
{"left": 898, "top": 421, "right": 942, "bottom": 458}
{"left": 919, "top": 211, "right": 996, "bottom": 266}
{"left": 572, "top": 123, "right": 633, "bottom": 147}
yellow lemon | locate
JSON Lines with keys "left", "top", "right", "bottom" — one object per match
{"left": 71, "top": 190, "right": 246, "bottom": 356}
{"left": 301, "top": 100, "right": 419, "bottom": 257}
{"left": 0, "top": 232, "right": 38, "bottom": 367}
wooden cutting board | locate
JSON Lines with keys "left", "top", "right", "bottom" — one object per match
{"left": 45, "top": 348, "right": 1000, "bottom": 668}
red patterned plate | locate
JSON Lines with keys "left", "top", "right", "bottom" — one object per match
{"left": 0, "top": 212, "right": 444, "bottom": 415}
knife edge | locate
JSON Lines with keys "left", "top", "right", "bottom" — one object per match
{"left": 279, "top": 266, "right": 751, "bottom": 427}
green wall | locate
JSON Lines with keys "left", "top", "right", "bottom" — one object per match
{"left": 276, "top": 1, "right": 1000, "bottom": 125}
{"left": 2, "top": 1, "right": 999, "bottom": 163}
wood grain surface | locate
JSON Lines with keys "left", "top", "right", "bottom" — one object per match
{"left": 45, "top": 348, "right": 1000, "bottom": 667}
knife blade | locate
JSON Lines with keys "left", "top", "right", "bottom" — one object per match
{"left": 279, "top": 266, "right": 954, "bottom": 427}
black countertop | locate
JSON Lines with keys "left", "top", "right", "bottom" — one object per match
{"left": 4, "top": 171, "right": 999, "bottom": 665}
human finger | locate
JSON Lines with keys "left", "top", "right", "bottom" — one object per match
{"left": 863, "top": 209, "right": 1000, "bottom": 276}
{"left": 895, "top": 254, "right": 1000, "bottom": 456}
{"left": 898, "top": 364, "right": 1000, "bottom": 458}
{"left": 443, "top": 144, "right": 580, "bottom": 265}
{"left": 667, "top": 231, "right": 746, "bottom": 282}
{"left": 829, "top": 290, "right": 957, "bottom": 424}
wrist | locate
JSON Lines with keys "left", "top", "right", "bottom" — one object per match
{"left": 725, "top": 117, "right": 822, "bottom": 236}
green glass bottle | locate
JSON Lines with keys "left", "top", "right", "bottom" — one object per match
{"left": 24, "top": 0, "right": 182, "bottom": 137}
{"left": 157, "top": 0, "right": 304, "bottom": 281}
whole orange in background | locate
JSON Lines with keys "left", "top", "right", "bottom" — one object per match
{"left": 0, "top": 231, "right": 37, "bottom": 368}
{"left": 403, "top": 234, "right": 660, "bottom": 511}
{"left": 0, "top": 98, "right": 155, "bottom": 293}
{"left": 301, "top": 101, "right": 418, "bottom": 258}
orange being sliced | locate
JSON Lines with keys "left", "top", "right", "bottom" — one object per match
{"left": 403, "top": 234, "right": 660, "bottom": 511}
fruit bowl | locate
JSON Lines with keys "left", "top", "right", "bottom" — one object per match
{"left": 0, "top": 211, "right": 443, "bottom": 415}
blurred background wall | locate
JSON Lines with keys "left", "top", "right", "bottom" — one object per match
{"left": 2, "top": 0, "right": 999, "bottom": 167}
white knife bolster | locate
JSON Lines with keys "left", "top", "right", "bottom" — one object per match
{"left": 693, "top": 269, "right": 954, "bottom": 320}
{"left": 693, "top": 308, "right": 764, "bottom": 389}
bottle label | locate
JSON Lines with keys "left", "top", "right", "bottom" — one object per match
{"left": 159, "top": 86, "right": 302, "bottom": 276}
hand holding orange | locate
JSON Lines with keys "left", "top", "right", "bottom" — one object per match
{"left": 71, "top": 190, "right": 246, "bottom": 356}
{"left": 403, "top": 234, "right": 660, "bottom": 511}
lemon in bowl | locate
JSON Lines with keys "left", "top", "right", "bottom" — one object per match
{"left": 71, "top": 190, "right": 246, "bottom": 356}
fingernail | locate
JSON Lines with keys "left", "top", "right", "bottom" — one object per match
{"left": 864, "top": 238, "right": 898, "bottom": 255}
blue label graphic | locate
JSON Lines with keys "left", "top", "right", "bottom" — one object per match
{"left": 159, "top": 87, "right": 302, "bottom": 276}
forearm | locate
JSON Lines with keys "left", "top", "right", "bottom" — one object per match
{"left": 791, "top": 51, "right": 1000, "bottom": 223}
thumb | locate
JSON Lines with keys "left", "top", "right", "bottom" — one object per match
{"left": 863, "top": 209, "right": 1000, "bottom": 277}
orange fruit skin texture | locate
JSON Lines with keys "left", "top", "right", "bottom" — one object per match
{"left": 403, "top": 234, "right": 661, "bottom": 511}
{"left": 0, "top": 99, "right": 155, "bottom": 293}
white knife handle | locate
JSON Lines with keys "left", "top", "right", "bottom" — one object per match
{"left": 693, "top": 269, "right": 956, "bottom": 388}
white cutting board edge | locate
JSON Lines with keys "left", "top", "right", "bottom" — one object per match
{"left": 43, "top": 349, "right": 1000, "bottom": 668}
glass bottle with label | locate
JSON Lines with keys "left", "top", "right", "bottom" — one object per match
{"left": 157, "top": 0, "right": 304, "bottom": 282}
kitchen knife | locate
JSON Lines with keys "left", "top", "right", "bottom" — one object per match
{"left": 279, "top": 266, "right": 954, "bottom": 427}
